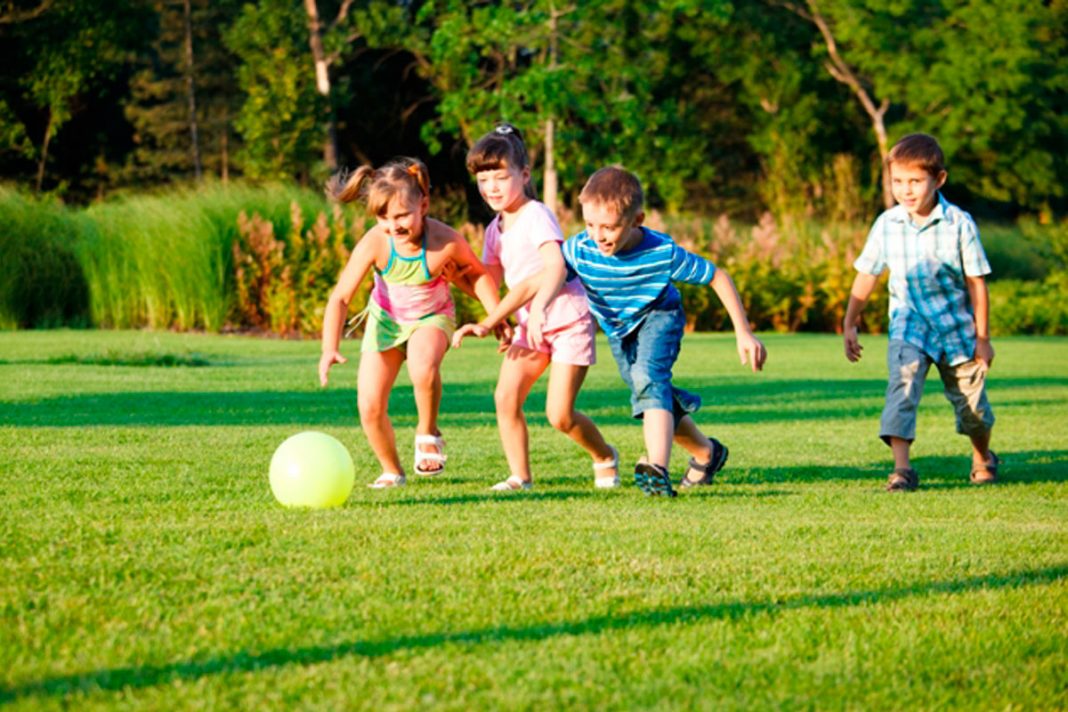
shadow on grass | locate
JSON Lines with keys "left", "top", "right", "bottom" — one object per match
{"left": 727, "top": 450, "right": 1068, "bottom": 487}
{"left": 3, "top": 375, "right": 1064, "bottom": 428}
{"left": 4, "top": 564, "right": 1065, "bottom": 703}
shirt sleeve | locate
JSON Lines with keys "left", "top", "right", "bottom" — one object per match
{"left": 853, "top": 217, "right": 887, "bottom": 275}
{"left": 527, "top": 204, "right": 565, "bottom": 248}
{"left": 669, "top": 243, "right": 716, "bottom": 285}
{"left": 959, "top": 214, "right": 992, "bottom": 277}
{"left": 562, "top": 236, "right": 578, "bottom": 282}
{"left": 481, "top": 219, "right": 501, "bottom": 266}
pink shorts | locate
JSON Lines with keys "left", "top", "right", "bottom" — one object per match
{"left": 512, "top": 314, "right": 596, "bottom": 366}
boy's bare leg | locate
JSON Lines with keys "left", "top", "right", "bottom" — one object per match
{"left": 643, "top": 408, "right": 675, "bottom": 469}
{"left": 357, "top": 348, "right": 406, "bottom": 475}
{"left": 545, "top": 362, "right": 616, "bottom": 472}
{"left": 495, "top": 346, "right": 550, "bottom": 483}
{"left": 674, "top": 415, "right": 713, "bottom": 463}
{"left": 406, "top": 327, "right": 450, "bottom": 472}
{"left": 969, "top": 430, "right": 993, "bottom": 466}
{"left": 889, "top": 436, "right": 912, "bottom": 470}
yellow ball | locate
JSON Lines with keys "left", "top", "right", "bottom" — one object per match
{"left": 269, "top": 431, "right": 355, "bottom": 508}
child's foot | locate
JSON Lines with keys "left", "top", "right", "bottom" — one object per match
{"left": 414, "top": 433, "right": 446, "bottom": 476}
{"left": 593, "top": 445, "right": 620, "bottom": 488}
{"left": 970, "top": 451, "right": 999, "bottom": 485}
{"left": 369, "top": 473, "right": 406, "bottom": 489}
{"left": 490, "top": 476, "right": 532, "bottom": 491}
{"left": 680, "top": 438, "right": 729, "bottom": 488}
{"left": 634, "top": 462, "right": 677, "bottom": 498}
{"left": 886, "top": 467, "right": 918, "bottom": 492}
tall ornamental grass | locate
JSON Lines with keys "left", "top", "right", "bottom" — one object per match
{"left": 0, "top": 188, "right": 89, "bottom": 329}
{"left": 79, "top": 184, "right": 334, "bottom": 331}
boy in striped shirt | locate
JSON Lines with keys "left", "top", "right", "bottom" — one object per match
{"left": 566, "top": 167, "right": 766, "bottom": 496}
{"left": 843, "top": 133, "right": 997, "bottom": 492}
{"left": 457, "top": 166, "right": 766, "bottom": 496}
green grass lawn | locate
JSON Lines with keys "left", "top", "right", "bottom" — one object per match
{"left": 1, "top": 330, "right": 1065, "bottom": 710}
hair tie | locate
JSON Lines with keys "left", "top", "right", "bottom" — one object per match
{"left": 494, "top": 125, "right": 514, "bottom": 135}
{"left": 407, "top": 164, "right": 421, "bottom": 177}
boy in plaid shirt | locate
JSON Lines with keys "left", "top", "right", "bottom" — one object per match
{"left": 844, "top": 133, "right": 997, "bottom": 491}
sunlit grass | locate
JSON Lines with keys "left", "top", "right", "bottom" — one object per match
{"left": 1, "top": 331, "right": 1066, "bottom": 710}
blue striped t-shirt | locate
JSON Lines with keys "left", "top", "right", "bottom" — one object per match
{"left": 562, "top": 227, "right": 716, "bottom": 339}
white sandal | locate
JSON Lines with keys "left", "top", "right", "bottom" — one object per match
{"left": 413, "top": 434, "right": 447, "bottom": 476}
{"left": 593, "top": 445, "right": 620, "bottom": 488}
{"left": 490, "top": 476, "right": 532, "bottom": 491}
{"left": 368, "top": 473, "right": 405, "bottom": 489}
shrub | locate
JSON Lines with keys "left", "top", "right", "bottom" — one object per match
{"left": 0, "top": 188, "right": 89, "bottom": 329}
{"left": 990, "top": 272, "right": 1068, "bottom": 336}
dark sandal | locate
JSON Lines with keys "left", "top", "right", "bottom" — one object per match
{"left": 970, "top": 451, "right": 999, "bottom": 484}
{"left": 634, "top": 462, "right": 677, "bottom": 498}
{"left": 680, "top": 438, "right": 729, "bottom": 487}
{"left": 886, "top": 467, "right": 919, "bottom": 492}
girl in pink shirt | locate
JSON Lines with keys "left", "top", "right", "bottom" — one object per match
{"left": 453, "top": 124, "right": 618, "bottom": 491}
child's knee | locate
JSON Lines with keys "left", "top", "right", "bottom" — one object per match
{"left": 407, "top": 364, "right": 440, "bottom": 391}
{"left": 358, "top": 394, "right": 386, "bottom": 422}
{"left": 545, "top": 405, "right": 575, "bottom": 433}
{"left": 494, "top": 384, "right": 522, "bottom": 413}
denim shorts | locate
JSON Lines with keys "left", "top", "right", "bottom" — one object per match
{"left": 607, "top": 305, "right": 701, "bottom": 424}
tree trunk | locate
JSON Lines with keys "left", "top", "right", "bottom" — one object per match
{"left": 303, "top": 0, "right": 337, "bottom": 171}
{"left": 221, "top": 105, "right": 230, "bottom": 184}
{"left": 801, "top": 0, "right": 894, "bottom": 209}
{"left": 182, "top": 0, "right": 202, "bottom": 181}
{"left": 35, "top": 112, "right": 53, "bottom": 193}
{"left": 542, "top": 2, "right": 560, "bottom": 214}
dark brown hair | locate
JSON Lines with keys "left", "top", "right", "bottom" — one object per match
{"left": 466, "top": 123, "right": 536, "bottom": 198}
{"left": 887, "top": 133, "right": 946, "bottom": 176}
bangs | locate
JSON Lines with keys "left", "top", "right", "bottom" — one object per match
{"left": 466, "top": 135, "right": 521, "bottom": 174}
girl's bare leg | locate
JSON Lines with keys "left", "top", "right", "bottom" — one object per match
{"left": 545, "top": 361, "right": 616, "bottom": 475}
{"left": 357, "top": 348, "right": 406, "bottom": 475}
{"left": 406, "top": 326, "right": 450, "bottom": 472}
{"left": 495, "top": 345, "right": 550, "bottom": 483}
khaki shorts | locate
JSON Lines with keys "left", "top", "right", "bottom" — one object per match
{"left": 880, "top": 340, "right": 995, "bottom": 443}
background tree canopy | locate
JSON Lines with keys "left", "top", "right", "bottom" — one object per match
{"left": 0, "top": 0, "right": 1064, "bottom": 220}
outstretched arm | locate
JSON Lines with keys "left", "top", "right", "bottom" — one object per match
{"left": 710, "top": 268, "right": 767, "bottom": 372}
{"left": 320, "top": 233, "right": 377, "bottom": 386}
{"left": 966, "top": 275, "right": 994, "bottom": 370}
{"left": 843, "top": 272, "right": 879, "bottom": 362}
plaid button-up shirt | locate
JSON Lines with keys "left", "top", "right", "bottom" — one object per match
{"left": 855, "top": 193, "right": 991, "bottom": 366}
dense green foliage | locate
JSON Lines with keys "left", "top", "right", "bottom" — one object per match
{"left": 1, "top": 331, "right": 1065, "bottom": 708}
{"left": 3, "top": 185, "right": 1066, "bottom": 334}
{"left": 0, "top": 1, "right": 1063, "bottom": 218}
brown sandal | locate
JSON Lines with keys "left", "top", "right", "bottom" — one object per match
{"left": 970, "top": 452, "right": 999, "bottom": 485}
{"left": 886, "top": 467, "right": 918, "bottom": 492}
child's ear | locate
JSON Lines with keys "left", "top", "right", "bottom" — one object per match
{"left": 935, "top": 170, "right": 947, "bottom": 189}
{"left": 420, "top": 196, "right": 430, "bottom": 214}
{"left": 632, "top": 210, "right": 645, "bottom": 228}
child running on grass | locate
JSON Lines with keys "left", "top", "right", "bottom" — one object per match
{"left": 319, "top": 158, "right": 502, "bottom": 489}
{"left": 459, "top": 165, "right": 766, "bottom": 497}
{"left": 843, "top": 133, "right": 997, "bottom": 491}
{"left": 451, "top": 124, "right": 619, "bottom": 491}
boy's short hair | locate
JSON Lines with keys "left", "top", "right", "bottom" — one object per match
{"left": 579, "top": 166, "right": 644, "bottom": 220}
{"left": 887, "top": 133, "right": 945, "bottom": 176}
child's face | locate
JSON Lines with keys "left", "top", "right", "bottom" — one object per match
{"left": 376, "top": 192, "right": 428, "bottom": 242}
{"left": 889, "top": 161, "right": 946, "bottom": 220}
{"left": 581, "top": 201, "right": 644, "bottom": 256}
{"left": 475, "top": 162, "right": 529, "bottom": 213}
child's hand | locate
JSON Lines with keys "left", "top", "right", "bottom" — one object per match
{"left": 451, "top": 323, "right": 489, "bottom": 348}
{"left": 493, "top": 321, "right": 513, "bottom": 353}
{"left": 527, "top": 307, "right": 548, "bottom": 349}
{"left": 737, "top": 332, "right": 767, "bottom": 372}
{"left": 319, "top": 350, "right": 347, "bottom": 386}
{"left": 844, "top": 327, "right": 863, "bottom": 362}
{"left": 974, "top": 337, "right": 995, "bottom": 372}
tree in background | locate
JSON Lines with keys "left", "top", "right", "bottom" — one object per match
{"left": 0, "top": 0, "right": 147, "bottom": 195}
{"left": 226, "top": 0, "right": 322, "bottom": 182}
{"left": 124, "top": 0, "right": 243, "bottom": 187}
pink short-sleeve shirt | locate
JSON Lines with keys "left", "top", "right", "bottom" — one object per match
{"left": 482, "top": 200, "right": 590, "bottom": 330}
